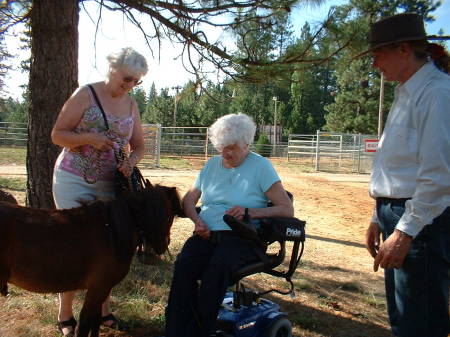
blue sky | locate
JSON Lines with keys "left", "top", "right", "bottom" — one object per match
{"left": 292, "top": 0, "right": 450, "bottom": 37}
{"left": 3, "top": 0, "right": 450, "bottom": 99}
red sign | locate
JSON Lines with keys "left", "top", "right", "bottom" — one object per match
{"left": 364, "top": 139, "right": 379, "bottom": 152}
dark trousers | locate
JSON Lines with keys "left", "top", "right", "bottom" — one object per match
{"left": 165, "top": 233, "right": 263, "bottom": 337}
{"left": 377, "top": 199, "right": 450, "bottom": 337}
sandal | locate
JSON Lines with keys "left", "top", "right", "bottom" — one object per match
{"left": 101, "top": 313, "right": 128, "bottom": 331}
{"left": 57, "top": 316, "right": 77, "bottom": 337}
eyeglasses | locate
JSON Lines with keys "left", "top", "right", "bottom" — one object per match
{"left": 123, "top": 76, "right": 142, "bottom": 86}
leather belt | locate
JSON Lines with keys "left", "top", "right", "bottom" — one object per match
{"left": 376, "top": 197, "right": 411, "bottom": 203}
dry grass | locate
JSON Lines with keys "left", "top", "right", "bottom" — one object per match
{"left": 0, "top": 158, "right": 391, "bottom": 337}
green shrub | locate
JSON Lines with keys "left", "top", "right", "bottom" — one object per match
{"left": 255, "top": 133, "right": 271, "bottom": 157}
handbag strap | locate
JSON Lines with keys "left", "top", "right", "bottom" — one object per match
{"left": 87, "top": 84, "right": 109, "bottom": 130}
{"left": 87, "top": 84, "right": 126, "bottom": 165}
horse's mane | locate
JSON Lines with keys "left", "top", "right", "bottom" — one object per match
{"left": 106, "top": 197, "right": 135, "bottom": 261}
{"left": 106, "top": 184, "right": 182, "bottom": 260}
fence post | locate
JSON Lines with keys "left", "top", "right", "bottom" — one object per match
{"left": 156, "top": 124, "right": 161, "bottom": 168}
{"left": 357, "top": 133, "right": 362, "bottom": 173}
{"left": 180, "top": 128, "right": 184, "bottom": 158}
{"left": 315, "top": 130, "right": 320, "bottom": 171}
{"left": 205, "top": 128, "right": 209, "bottom": 160}
{"left": 287, "top": 134, "right": 290, "bottom": 162}
{"left": 339, "top": 134, "right": 343, "bottom": 167}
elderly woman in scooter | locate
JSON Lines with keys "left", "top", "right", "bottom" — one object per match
{"left": 164, "top": 113, "right": 294, "bottom": 337}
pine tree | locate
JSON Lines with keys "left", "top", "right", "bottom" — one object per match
{"left": 323, "top": 0, "right": 440, "bottom": 133}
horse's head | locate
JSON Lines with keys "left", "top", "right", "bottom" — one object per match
{"left": 156, "top": 184, "right": 185, "bottom": 218}
{"left": 137, "top": 184, "right": 182, "bottom": 255}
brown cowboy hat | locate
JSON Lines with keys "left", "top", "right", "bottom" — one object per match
{"left": 354, "top": 13, "right": 450, "bottom": 58}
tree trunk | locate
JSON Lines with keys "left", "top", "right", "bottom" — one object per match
{"left": 27, "top": 0, "right": 79, "bottom": 208}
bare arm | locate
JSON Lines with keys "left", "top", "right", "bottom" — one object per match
{"left": 127, "top": 100, "right": 146, "bottom": 166}
{"left": 225, "top": 181, "right": 294, "bottom": 220}
{"left": 117, "top": 99, "right": 146, "bottom": 176}
{"left": 51, "top": 87, "right": 114, "bottom": 151}
{"left": 182, "top": 186, "right": 210, "bottom": 238}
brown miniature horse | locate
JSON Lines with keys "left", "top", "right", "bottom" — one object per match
{"left": 0, "top": 184, "right": 183, "bottom": 337}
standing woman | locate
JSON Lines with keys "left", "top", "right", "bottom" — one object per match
{"left": 51, "top": 47, "right": 148, "bottom": 336}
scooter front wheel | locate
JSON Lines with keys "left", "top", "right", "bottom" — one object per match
{"left": 265, "top": 317, "right": 292, "bottom": 337}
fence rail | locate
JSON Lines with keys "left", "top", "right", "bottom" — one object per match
{"left": 0, "top": 122, "right": 377, "bottom": 173}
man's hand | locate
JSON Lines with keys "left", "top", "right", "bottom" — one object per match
{"left": 365, "top": 221, "right": 381, "bottom": 258}
{"left": 373, "top": 229, "right": 412, "bottom": 272}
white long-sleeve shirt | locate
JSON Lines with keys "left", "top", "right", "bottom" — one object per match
{"left": 370, "top": 62, "right": 450, "bottom": 237}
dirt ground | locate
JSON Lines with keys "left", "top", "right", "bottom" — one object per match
{"left": 0, "top": 162, "right": 391, "bottom": 336}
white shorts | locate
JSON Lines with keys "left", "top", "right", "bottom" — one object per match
{"left": 52, "top": 169, "right": 115, "bottom": 209}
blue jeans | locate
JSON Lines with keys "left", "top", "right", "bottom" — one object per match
{"left": 165, "top": 233, "right": 263, "bottom": 337}
{"left": 377, "top": 199, "right": 450, "bottom": 337}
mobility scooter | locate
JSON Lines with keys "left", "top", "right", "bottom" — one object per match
{"left": 214, "top": 193, "right": 306, "bottom": 337}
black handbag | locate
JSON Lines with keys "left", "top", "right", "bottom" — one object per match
{"left": 88, "top": 85, "right": 145, "bottom": 196}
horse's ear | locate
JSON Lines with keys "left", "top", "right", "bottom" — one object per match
{"left": 169, "top": 187, "right": 184, "bottom": 217}
{"left": 145, "top": 179, "right": 153, "bottom": 189}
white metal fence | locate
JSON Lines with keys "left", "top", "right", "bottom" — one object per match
{"left": 0, "top": 122, "right": 28, "bottom": 146}
{"left": 160, "top": 126, "right": 209, "bottom": 158}
{"left": 288, "top": 131, "right": 377, "bottom": 173}
{"left": 141, "top": 124, "right": 160, "bottom": 167}
{"left": 0, "top": 122, "right": 162, "bottom": 167}
{"left": 0, "top": 122, "right": 377, "bottom": 173}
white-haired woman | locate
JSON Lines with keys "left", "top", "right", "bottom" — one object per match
{"left": 164, "top": 113, "right": 294, "bottom": 337}
{"left": 51, "top": 47, "right": 148, "bottom": 336}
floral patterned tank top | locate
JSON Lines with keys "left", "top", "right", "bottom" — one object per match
{"left": 54, "top": 85, "right": 135, "bottom": 182}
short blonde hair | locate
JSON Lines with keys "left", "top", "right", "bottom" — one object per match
{"left": 208, "top": 113, "right": 256, "bottom": 150}
{"left": 107, "top": 47, "right": 148, "bottom": 77}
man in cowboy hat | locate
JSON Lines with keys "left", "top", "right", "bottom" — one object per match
{"left": 363, "top": 13, "right": 450, "bottom": 337}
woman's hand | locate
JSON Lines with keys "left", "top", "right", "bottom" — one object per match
{"left": 117, "top": 153, "right": 139, "bottom": 178}
{"left": 117, "top": 155, "right": 134, "bottom": 178}
{"left": 225, "top": 206, "right": 247, "bottom": 221}
{"left": 194, "top": 218, "right": 210, "bottom": 239}
{"left": 90, "top": 133, "right": 114, "bottom": 152}
{"left": 182, "top": 186, "right": 209, "bottom": 238}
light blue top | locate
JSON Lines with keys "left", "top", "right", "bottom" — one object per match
{"left": 194, "top": 151, "right": 280, "bottom": 231}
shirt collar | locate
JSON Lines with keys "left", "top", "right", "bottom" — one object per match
{"left": 401, "top": 62, "right": 434, "bottom": 96}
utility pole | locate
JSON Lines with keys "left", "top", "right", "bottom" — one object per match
{"left": 272, "top": 96, "right": 278, "bottom": 155}
{"left": 171, "top": 85, "right": 182, "bottom": 127}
